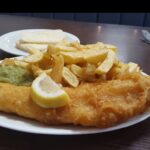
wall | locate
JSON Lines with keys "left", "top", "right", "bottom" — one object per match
{"left": 4, "top": 13, "right": 150, "bottom": 27}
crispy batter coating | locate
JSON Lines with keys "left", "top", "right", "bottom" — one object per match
{"left": 0, "top": 72, "right": 149, "bottom": 128}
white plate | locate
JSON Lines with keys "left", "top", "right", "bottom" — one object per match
{"left": 0, "top": 57, "right": 149, "bottom": 135}
{"left": 0, "top": 29, "right": 80, "bottom": 56}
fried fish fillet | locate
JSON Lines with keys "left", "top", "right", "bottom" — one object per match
{"left": 0, "top": 72, "right": 149, "bottom": 128}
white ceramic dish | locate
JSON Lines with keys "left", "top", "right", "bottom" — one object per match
{"left": 0, "top": 29, "right": 80, "bottom": 56}
{"left": 0, "top": 57, "right": 149, "bottom": 135}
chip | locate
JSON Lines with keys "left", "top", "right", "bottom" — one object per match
{"left": 50, "top": 55, "right": 64, "bottom": 83}
{"left": 62, "top": 67, "right": 79, "bottom": 87}
{"left": 128, "top": 62, "right": 140, "bottom": 73}
{"left": 70, "top": 64, "right": 83, "bottom": 78}
{"left": 14, "top": 60, "right": 29, "bottom": 68}
{"left": 23, "top": 53, "right": 44, "bottom": 63}
{"left": 96, "top": 50, "right": 116, "bottom": 75}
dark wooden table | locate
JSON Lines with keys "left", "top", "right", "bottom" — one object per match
{"left": 0, "top": 14, "right": 150, "bottom": 150}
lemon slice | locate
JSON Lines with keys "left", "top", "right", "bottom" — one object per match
{"left": 31, "top": 73, "right": 70, "bottom": 108}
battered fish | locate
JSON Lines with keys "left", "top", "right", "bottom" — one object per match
{"left": 0, "top": 72, "right": 149, "bottom": 128}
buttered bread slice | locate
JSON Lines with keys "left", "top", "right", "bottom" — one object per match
{"left": 20, "top": 29, "right": 66, "bottom": 44}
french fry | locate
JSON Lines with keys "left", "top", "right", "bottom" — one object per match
{"left": 62, "top": 67, "right": 79, "bottom": 87}
{"left": 1, "top": 58, "right": 29, "bottom": 68}
{"left": 60, "top": 49, "right": 107, "bottom": 64}
{"left": 1, "top": 58, "right": 15, "bottom": 66}
{"left": 60, "top": 51, "right": 84, "bottom": 64}
{"left": 106, "top": 65, "right": 121, "bottom": 79}
{"left": 114, "top": 62, "right": 129, "bottom": 77}
{"left": 128, "top": 62, "right": 140, "bottom": 73}
{"left": 38, "top": 53, "right": 53, "bottom": 70}
{"left": 70, "top": 42, "right": 84, "bottom": 50}
{"left": 50, "top": 55, "right": 64, "bottom": 83}
{"left": 16, "top": 41, "right": 47, "bottom": 53}
{"left": 44, "top": 68, "right": 52, "bottom": 74}
{"left": 23, "top": 53, "right": 44, "bottom": 63}
{"left": 96, "top": 50, "right": 116, "bottom": 75}
{"left": 14, "top": 60, "right": 29, "bottom": 68}
{"left": 82, "top": 42, "right": 116, "bottom": 52}
{"left": 70, "top": 64, "right": 83, "bottom": 78}
{"left": 48, "top": 44, "right": 78, "bottom": 55}
{"left": 136, "top": 67, "right": 140, "bottom": 72}
{"left": 57, "top": 45, "right": 78, "bottom": 52}
{"left": 47, "top": 44, "right": 60, "bottom": 55}
{"left": 83, "top": 63, "right": 96, "bottom": 75}
{"left": 82, "top": 49, "right": 107, "bottom": 63}
{"left": 105, "top": 44, "right": 117, "bottom": 52}
{"left": 70, "top": 63, "right": 97, "bottom": 82}
{"left": 84, "top": 42, "right": 105, "bottom": 49}
{"left": 81, "top": 63, "right": 97, "bottom": 82}
{"left": 31, "top": 65, "right": 44, "bottom": 76}
{"left": 31, "top": 64, "right": 52, "bottom": 77}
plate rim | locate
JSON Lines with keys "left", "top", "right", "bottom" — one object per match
{"left": 0, "top": 57, "right": 149, "bottom": 135}
{"left": 0, "top": 29, "right": 80, "bottom": 56}
{"left": 0, "top": 106, "right": 149, "bottom": 135}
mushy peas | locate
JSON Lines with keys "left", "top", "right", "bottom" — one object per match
{"left": 0, "top": 65, "right": 34, "bottom": 86}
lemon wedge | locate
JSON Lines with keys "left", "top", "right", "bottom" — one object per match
{"left": 31, "top": 73, "right": 70, "bottom": 108}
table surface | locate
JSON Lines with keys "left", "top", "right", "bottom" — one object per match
{"left": 0, "top": 14, "right": 150, "bottom": 150}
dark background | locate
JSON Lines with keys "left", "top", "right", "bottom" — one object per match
{"left": 3, "top": 13, "right": 150, "bottom": 27}
{"left": 0, "top": 13, "right": 150, "bottom": 150}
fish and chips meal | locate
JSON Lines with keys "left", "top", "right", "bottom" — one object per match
{"left": 0, "top": 37, "right": 150, "bottom": 128}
